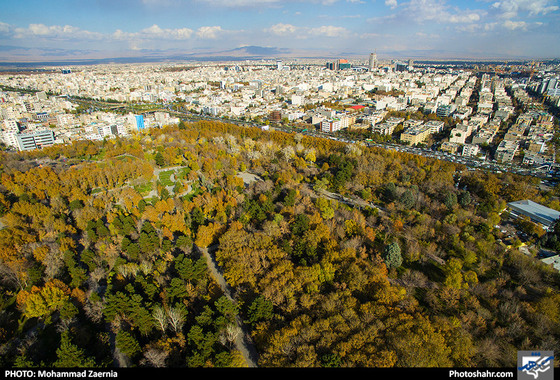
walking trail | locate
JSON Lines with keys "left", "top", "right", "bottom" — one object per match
{"left": 195, "top": 244, "right": 259, "bottom": 368}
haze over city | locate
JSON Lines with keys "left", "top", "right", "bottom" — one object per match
{"left": 1, "top": 0, "right": 560, "bottom": 63}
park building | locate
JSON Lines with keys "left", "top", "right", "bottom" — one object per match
{"left": 507, "top": 200, "right": 560, "bottom": 231}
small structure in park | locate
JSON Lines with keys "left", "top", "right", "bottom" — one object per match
{"left": 507, "top": 200, "right": 560, "bottom": 231}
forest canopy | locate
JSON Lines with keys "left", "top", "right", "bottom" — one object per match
{"left": 1, "top": 120, "right": 560, "bottom": 368}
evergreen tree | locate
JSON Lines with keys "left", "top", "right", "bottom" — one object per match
{"left": 400, "top": 189, "right": 415, "bottom": 209}
{"left": 115, "top": 330, "right": 141, "bottom": 359}
{"left": 246, "top": 296, "right": 273, "bottom": 326}
{"left": 383, "top": 241, "right": 402, "bottom": 269}
{"left": 155, "top": 152, "right": 165, "bottom": 167}
{"left": 54, "top": 332, "right": 96, "bottom": 368}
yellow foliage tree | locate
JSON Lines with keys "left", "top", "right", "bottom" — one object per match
{"left": 22, "top": 279, "right": 70, "bottom": 319}
{"left": 194, "top": 222, "right": 224, "bottom": 248}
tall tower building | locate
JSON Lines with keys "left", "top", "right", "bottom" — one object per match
{"left": 135, "top": 115, "right": 145, "bottom": 130}
{"left": 368, "top": 52, "right": 377, "bottom": 71}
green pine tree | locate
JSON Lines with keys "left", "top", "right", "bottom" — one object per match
{"left": 54, "top": 332, "right": 96, "bottom": 368}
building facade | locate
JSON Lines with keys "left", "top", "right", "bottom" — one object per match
{"left": 16, "top": 129, "right": 55, "bottom": 151}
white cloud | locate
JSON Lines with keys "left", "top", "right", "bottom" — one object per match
{"left": 141, "top": 0, "right": 181, "bottom": 5}
{"left": 10, "top": 22, "right": 196, "bottom": 44}
{"left": 142, "top": 24, "right": 165, "bottom": 36}
{"left": 195, "top": 0, "right": 283, "bottom": 6}
{"left": 375, "top": 0, "right": 488, "bottom": 27}
{"left": 360, "top": 32, "right": 380, "bottom": 38}
{"left": 140, "top": 24, "right": 194, "bottom": 39}
{"left": 112, "top": 29, "right": 129, "bottom": 40}
{"left": 385, "top": 0, "right": 397, "bottom": 9}
{"left": 265, "top": 23, "right": 349, "bottom": 38}
{"left": 415, "top": 31, "right": 439, "bottom": 38}
{"left": 173, "top": 28, "right": 195, "bottom": 39}
{"left": 13, "top": 23, "right": 104, "bottom": 40}
{"left": 267, "top": 23, "right": 299, "bottom": 36}
{"left": 0, "top": 22, "right": 12, "bottom": 34}
{"left": 196, "top": 26, "right": 223, "bottom": 39}
{"left": 492, "top": 0, "right": 559, "bottom": 19}
{"left": 194, "top": 0, "right": 345, "bottom": 7}
{"left": 403, "top": 0, "right": 449, "bottom": 22}
{"left": 503, "top": 19, "right": 528, "bottom": 30}
{"left": 113, "top": 24, "right": 193, "bottom": 40}
{"left": 309, "top": 25, "right": 349, "bottom": 37}
{"left": 448, "top": 13, "right": 481, "bottom": 23}
{"left": 455, "top": 23, "right": 482, "bottom": 33}
{"left": 455, "top": 18, "right": 544, "bottom": 34}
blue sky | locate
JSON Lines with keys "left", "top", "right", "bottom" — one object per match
{"left": 0, "top": 0, "right": 559, "bottom": 61}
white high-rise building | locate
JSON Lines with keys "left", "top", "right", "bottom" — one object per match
{"left": 291, "top": 95, "right": 303, "bottom": 106}
{"left": 368, "top": 52, "right": 377, "bottom": 71}
{"left": 321, "top": 119, "right": 341, "bottom": 133}
{"left": 1, "top": 130, "right": 18, "bottom": 148}
{"left": 3, "top": 119, "right": 19, "bottom": 131}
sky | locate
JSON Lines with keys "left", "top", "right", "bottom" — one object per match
{"left": 0, "top": 0, "right": 559, "bottom": 62}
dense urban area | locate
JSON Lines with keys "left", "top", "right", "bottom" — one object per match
{"left": 1, "top": 57, "right": 560, "bottom": 369}
{"left": 2, "top": 58, "right": 560, "bottom": 174}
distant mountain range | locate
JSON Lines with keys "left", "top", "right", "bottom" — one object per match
{"left": 0, "top": 44, "right": 538, "bottom": 68}
{"left": 0, "top": 44, "right": 337, "bottom": 68}
{"left": 197, "top": 45, "right": 292, "bottom": 57}
{"left": 0, "top": 44, "right": 362, "bottom": 67}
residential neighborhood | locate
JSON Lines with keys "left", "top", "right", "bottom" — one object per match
{"left": 0, "top": 59, "right": 559, "bottom": 177}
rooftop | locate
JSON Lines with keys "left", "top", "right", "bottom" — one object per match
{"left": 507, "top": 200, "right": 560, "bottom": 227}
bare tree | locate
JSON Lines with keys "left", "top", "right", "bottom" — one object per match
{"left": 152, "top": 306, "right": 168, "bottom": 333}
{"left": 141, "top": 347, "right": 169, "bottom": 367}
{"left": 166, "top": 306, "right": 186, "bottom": 334}
{"left": 220, "top": 323, "right": 241, "bottom": 348}
{"left": 42, "top": 248, "right": 64, "bottom": 280}
{"left": 83, "top": 298, "right": 104, "bottom": 324}
{"left": 0, "top": 262, "right": 28, "bottom": 290}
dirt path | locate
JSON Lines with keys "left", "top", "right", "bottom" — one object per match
{"left": 195, "top": 244, "right": 259, "bottom": 368}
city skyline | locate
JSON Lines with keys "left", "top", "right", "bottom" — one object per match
{"left": 1, "top": 0, "right": 560, "bottom": 63}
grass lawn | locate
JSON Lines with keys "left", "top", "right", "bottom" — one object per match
{"left": 134, "top": 182, "right": 153, "bottom": 194}
{"left": 158, "top": 170, "right": 175, "bottom": 187}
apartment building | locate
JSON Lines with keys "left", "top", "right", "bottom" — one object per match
{"left": 401, "top": 124, "right": 430, "bottom": 145}
{"left": 495, "top": 140, "right": 519, "bottom": 163}
{"left": 449, "top": 124, "right": 472, "bottom": 145}
{"left": 15, "top": 129, "right": 55, "bottom": 151}
{"left": 462, "top": 144, "right": 480, "bottom": 157}
{"left": 321, "top": 119, "right": 342, "bottom": 133}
